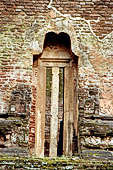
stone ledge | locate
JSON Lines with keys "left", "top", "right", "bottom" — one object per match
{"left": 79, "top": 118, "right": 113, "bottom": 136}
{"left": 0, "top": 148, "right": 28, "bottom": 157}
{"left": 80, "top": 114, "right": 113, "bottom": 120}
{"left": 81, "top": 149, "right": 113, "bottom": 160}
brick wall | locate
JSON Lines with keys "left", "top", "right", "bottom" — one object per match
{"left": 0, "top": 0, "right": 113, "bottom": 157}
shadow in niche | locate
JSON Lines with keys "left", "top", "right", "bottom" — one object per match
{"left": 72, "top": 127, "right": 78, "bottom": 154}
{"left": 43, "top": 32, "right": 71, "bottom": 49}
{"left": 57, "top": 120, "right": 63, "bottom": 156}
{"left": 0, "top": 132, "right": 6, "bottom": 148}
{"left": 0, "top": 113, "right": 8, "bottom": 118}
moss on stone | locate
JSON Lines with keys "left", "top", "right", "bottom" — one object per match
{"left": 0, "top": 157, "right": 113, "bottom": 170}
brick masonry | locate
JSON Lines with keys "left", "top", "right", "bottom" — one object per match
{"left": 0, "top": 0, "right": 113, "bottom": 159}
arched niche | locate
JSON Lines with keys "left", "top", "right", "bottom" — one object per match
{"left": 33, "top": 32, "right": 78, "bottom": 157}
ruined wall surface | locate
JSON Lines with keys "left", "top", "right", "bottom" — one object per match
{"left": 0, "top": 0, "right": 113, "bottom": 156}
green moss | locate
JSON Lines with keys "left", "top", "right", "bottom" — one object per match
{"left": 0, "top": 156, "right": 113, "bottom": 170}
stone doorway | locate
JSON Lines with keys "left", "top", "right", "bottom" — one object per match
{"left": 35, "top": 32, "right": 78, "bottom": 157}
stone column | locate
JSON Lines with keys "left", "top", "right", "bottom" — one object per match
{"left": 35, "top": 66, "right": 46, "bottom": 157}
{"left": 49, "top": 67, "right": 59, "bottom": 157}
{"left": 63, "top": 66, "right": 70, "bottom": 156}
{"left": 63, "top": 66, "right": 74, "bottom": 156}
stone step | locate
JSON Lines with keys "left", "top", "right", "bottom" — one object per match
{"left": 0, "top": 157, "right": 113, "bottom": 170}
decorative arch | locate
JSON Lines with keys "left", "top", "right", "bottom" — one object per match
{"left": 29, "top": 16, "right": 79, "bottom": 58}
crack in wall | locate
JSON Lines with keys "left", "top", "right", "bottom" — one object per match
{"left": 48, "top": 0, "right": 113, "bottom": 43}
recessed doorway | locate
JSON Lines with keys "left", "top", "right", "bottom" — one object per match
{"left": 34, "top": 32, "right": 78, "bottom": 157}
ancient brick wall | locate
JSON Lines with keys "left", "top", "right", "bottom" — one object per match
{"left": 0, "top": 0, "right": 113, "bottom": 157}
